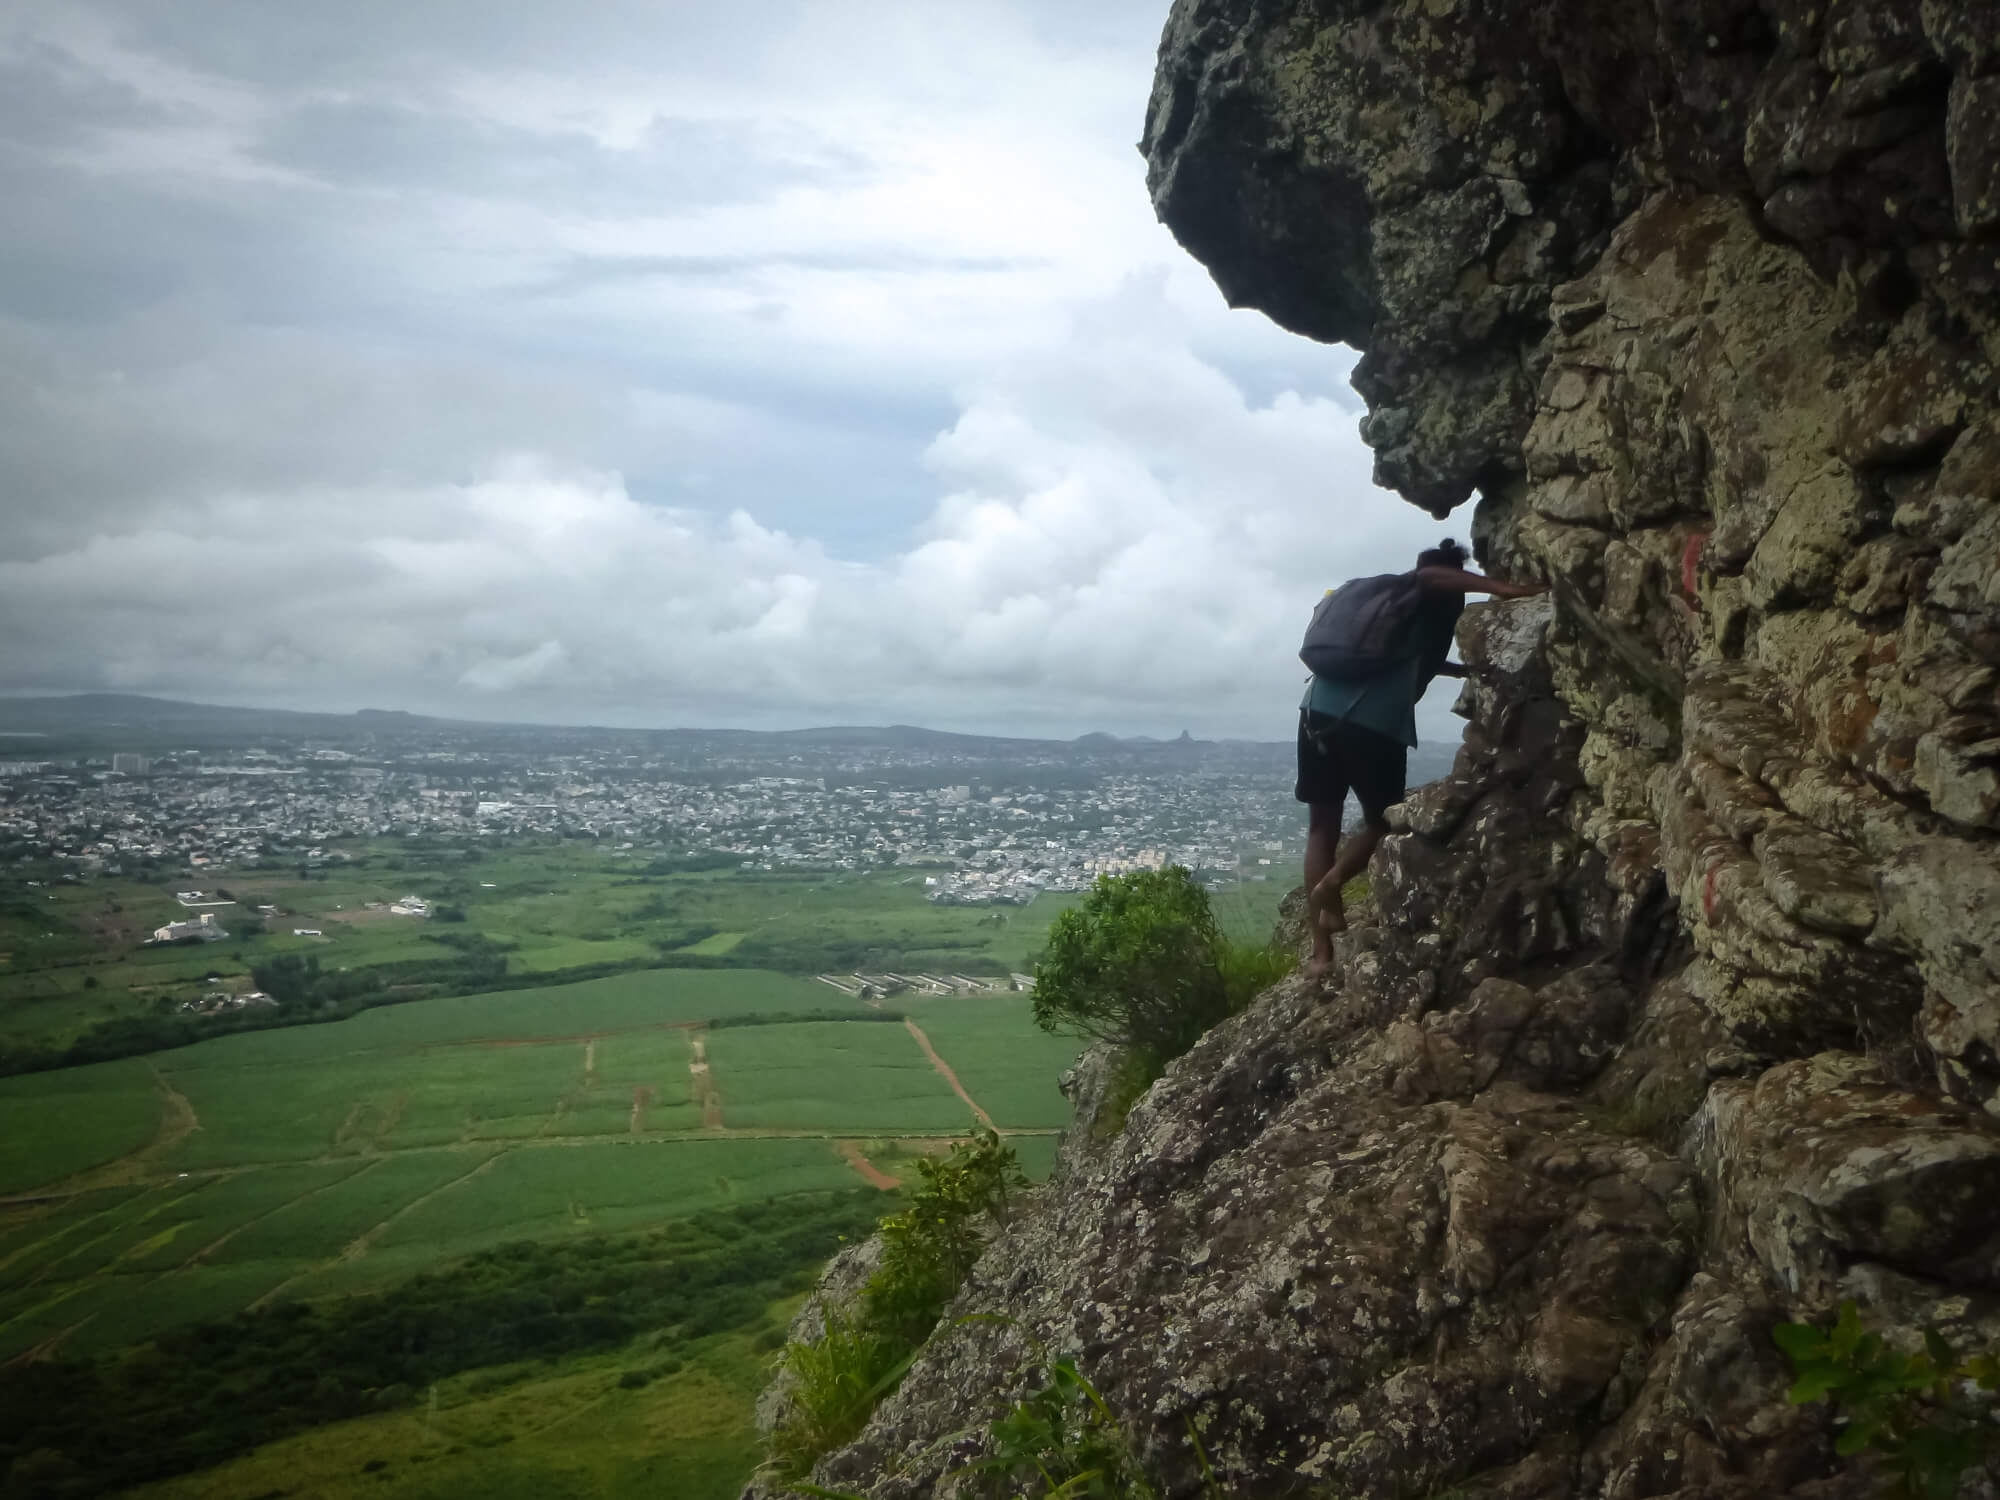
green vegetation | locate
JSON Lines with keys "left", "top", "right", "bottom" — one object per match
{"left": 771, "top": 1310, "right": 912, "bottom": 1487}
{"left": 908, "top": 999, "right": 1093, "bottom": 1129}
{"left": 863, "top": 1129, "right": 1025, "bottom": 1347}
{"left": 119, "top": 1312, "right": 781, "bottom": 1500}
{"left": 1033, "top": 869, "right": 1294, "bottom": 1135}
{"left": 0, "top": 1192, "right": 882, "bottom": 1498}
{"left": 0, "top": 1057, "right": 160, "bottom": 1192}
{"left": 1032, "top": 869, "right": 1232, "bottom": 1066}
{"left": 1774, "top": 1299, "right": 2000, "bottom": 1500}
{"left": 0, "top": 966, "right": 1070, "bottom": 1365}
{"left": 0, "top": 858, "right": 1112, "bottom": 1496}
{"left": 768, "top": 1132, "right": 1027, "bottom": 1482}
{"left": 706, "top": 1021, "right": 973, "bottom": 1133}
{"left": 1216, "top": 935, "right": 1298, "bottom": 1014}
{"left": 0, "top": 847, "right": 1093, "bottom": 1072}
{"left": 968, "top": 1354, "right": 1161, "bottom": 1499}
{"left": 0, "top": 1139, "right": 872, "bottom": 1363}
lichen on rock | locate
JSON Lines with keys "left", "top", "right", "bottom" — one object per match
{"left": 745, "top": 2, "right": 2000, "bottom": 1496}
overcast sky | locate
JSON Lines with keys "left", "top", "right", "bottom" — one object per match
{"left": 0, "top": 0, "right": 1462, "bottom": 742}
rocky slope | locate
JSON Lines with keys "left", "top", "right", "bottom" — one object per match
{"left": 748, "top": 3, "right": 2000, "bottom": 1496}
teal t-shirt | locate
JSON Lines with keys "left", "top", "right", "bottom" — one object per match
{"left": 1298, "top": 592, "right": 1461, "bottom": 748}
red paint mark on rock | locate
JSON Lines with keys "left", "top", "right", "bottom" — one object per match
{"left": 1702, "top": 861, "right": 1722, "bottom": 922}
{"left": 1681, "top": 531, "right": 1709, "bottom": 601}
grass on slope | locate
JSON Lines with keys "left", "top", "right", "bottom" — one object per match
{"left": 122, "top": 1320, "right": 780, "bottom": 1500}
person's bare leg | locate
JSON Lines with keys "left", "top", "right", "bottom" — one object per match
{"left": 1303, "top": 802, "right": 1340, "bottom": 976}
{"left": 1310, "top": 819, "right": 1385, "bottom": 941}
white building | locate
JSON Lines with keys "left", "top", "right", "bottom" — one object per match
{"left": 152, "top": 912, "right": 227, "bottom": 943}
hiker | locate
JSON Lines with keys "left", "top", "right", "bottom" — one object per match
{"left": 1296, "top": 539, "right": 1544, "bottom": 977}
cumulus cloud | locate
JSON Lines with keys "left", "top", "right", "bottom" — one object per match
{"left": 0, "top": 284, "right": 1454, "bottom": 738}
{"left": 0, "top": 1, "right": 1463, "bottom": 743}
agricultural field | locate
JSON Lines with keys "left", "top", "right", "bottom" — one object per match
{"left": 0, "top": 965, "right": 1080, "bottom": 1364}
{"left": 0, "top": 850, "right": 1283, "bottom": 1496}
{"left": 0, "top": 837, "right": 1290, "bottom": 1069}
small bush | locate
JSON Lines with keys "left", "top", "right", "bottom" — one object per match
{"left": 1034, "top": 872, "right": 1294, "bottom": 1096}
{"left": 771, "top": 1312, "right": 909, "bottom": 1479}
{"left": 767, "top": 1131, "right": 1026, "bottom": 1481}
{"left": 866, "top": 1132, "right": 1026, "bottom": 1346}
{"left": 969, "top": 1355, "right": 1159, "bottom": 1499}
{"left": 1032, "top": 868, "right": 1231, "bottom": 1066}
{"left": 1775, "top": 1299, "right": 2000, "bottom": 1500}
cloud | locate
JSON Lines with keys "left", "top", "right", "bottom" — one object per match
{"left": 0, "top": 2, "right": 1466, "bottom": 746}
{"left": 0, "top": 283, "right": 1455, "bottom": 739}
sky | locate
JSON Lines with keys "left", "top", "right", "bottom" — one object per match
{"left": 0, "top": 0, "right": 1464, "bottom": 743}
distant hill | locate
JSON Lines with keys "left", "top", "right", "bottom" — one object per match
{"left": 0, "top": 693, "right": 443, "bottom": 741}
{"left": 0, "top": 693, "right": 1294, "bottom": 754}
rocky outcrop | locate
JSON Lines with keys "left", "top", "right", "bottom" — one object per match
{"left": 748, "top": 3, "right": 2000, "bottom": 1497}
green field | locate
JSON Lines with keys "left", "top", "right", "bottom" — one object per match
{"left": 908, "top": 998, "right": 1089, "bottom": 1129}
{"left": 706, "top": 1021, "right": 971, "bottom": 1132}
{"left": 7, "top": 1192, "right": 885, "bottom": 1500}
{"left": 0, "top": 851, "right": 1275, "bottom": 1497}
{"left": 0, "top": 1057, "right": 162, "bottom": 1192}
{"left": 0, "top": 964, "right": 1077, "bottom": 1365}
{"left": 0, "top": 843, "right": 1136, "bottom": 1062}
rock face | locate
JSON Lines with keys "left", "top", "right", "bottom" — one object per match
{"left": 748, "top": 4, "right": 2000, "bottom": 1497}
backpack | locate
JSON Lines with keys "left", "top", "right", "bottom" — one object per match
{"left": 1298, "top": 573, "right": 1427, "bottom": 679}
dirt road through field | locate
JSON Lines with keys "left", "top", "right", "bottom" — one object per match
{"left": 835, "top": 1139, "right": 899, "bottom": 1190}
{"left": 903, "top": 1019, "right": 994, "bottom": 1130}
{"left": 688, "top": 1030, "right": 723, "bottom": 1130}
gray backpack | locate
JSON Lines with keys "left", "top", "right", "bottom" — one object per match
{"left": 1299, "top": 573, "right": 1427, "bottom": 679}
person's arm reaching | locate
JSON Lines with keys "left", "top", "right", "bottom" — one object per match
{"left": 1434, "top": 661, "right": 1471, "bottom": 679}
{"left": 1414, "top": 566, "right": 1546, "bottom": 599}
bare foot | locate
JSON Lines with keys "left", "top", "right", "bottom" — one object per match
{"left": 1305, "top": 952, "right": 1333, "bottom": 981}
{"left": 1304, "top": 875, "right": 1332, "bottom": 937}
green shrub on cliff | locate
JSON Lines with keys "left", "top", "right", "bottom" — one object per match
{"left": 1031, "top": 868, "right": 1233, "bottom": 1065}
{"left": 866, "top": 1127, "right": 1025, "bottom": 1346}
{"left": 968, "top": 1353, "right": 1160, "bottom": 1499}
{"left": 1774, "top": 1300, "right": 2000, "bottom": 1500}
{"left": 769, "top": 1310, "right": 909, "bottom": 1482}
{"left": 1035, "top": 869, "right": 1294, "bottom": 1135}
{"left": 769, "top": 1130, "right": 1026, "bottom": 1483}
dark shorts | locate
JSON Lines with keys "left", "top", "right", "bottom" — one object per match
{"left": 1295, "top": 711, "right": 1406, "bottom": 826}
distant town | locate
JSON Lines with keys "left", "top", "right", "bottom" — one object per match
{"left": 0, "top": 713, "right": 1336, "bottom": 904}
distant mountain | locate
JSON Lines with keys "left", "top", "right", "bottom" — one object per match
{"left": 0, "top": 693, "right": 1291, "bottom": 753}
{"left": 0, "top": 693, "right": 444, "bottom": 739}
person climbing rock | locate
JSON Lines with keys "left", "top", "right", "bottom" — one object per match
{"left": 1296, "top": 539, "right": 1544, "bottom": 978}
